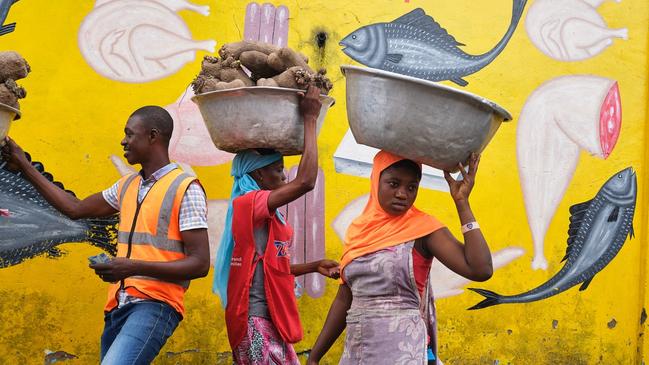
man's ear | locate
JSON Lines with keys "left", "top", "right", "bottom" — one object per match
{"left": 149, "top": 128, "right": 160, "bottom": 143}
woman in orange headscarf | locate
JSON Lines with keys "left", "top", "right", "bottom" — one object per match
{"left": 307, "top": 150, "right": 493, "bottom": 365}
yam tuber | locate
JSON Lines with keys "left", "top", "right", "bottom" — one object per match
{"left": 218, "top": 64, "right": 254, "bottom": 86}
{"left": 239, "top": 51, "right": 276, "bottom": 79}
{"left": 219, "top": 41, "right": 279, "bottom": 60}
{"left": 256, "top": 78, "right": 279, "bottom": 87}
{"left": 0, "top": 51, "right": 30, "bottom": 82}
{"left": 194, "top": 42, "right": 332, "bottom": 94}
{"left": 212, "top": 79, "right": 246, "bottom": 91}
{"left": 0, "top": 79, "right": 25, "bottom": 109}
{"left": 267, "top": 47, "right": 313, "bottom": 74}
{"left": 200, "top": 55, "right": 222, "bottom": 78}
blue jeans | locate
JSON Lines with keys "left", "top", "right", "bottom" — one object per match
{"left": 100, "top": 301, "right": 181, "bottom": 365}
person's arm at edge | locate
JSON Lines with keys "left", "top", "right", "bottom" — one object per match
{"left": 291, "top": 259, "right": 339, "bottom": 278}
{"left": 307, "top": 283, "right": 352, "bottom": 364}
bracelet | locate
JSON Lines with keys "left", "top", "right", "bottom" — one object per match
{"left": 461, "top": 221, "right": 480, "bottom": 234}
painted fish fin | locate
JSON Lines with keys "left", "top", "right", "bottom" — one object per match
{"left": 569, "top": 199, "right": 592, "bottom": 215}
{"left": 630, "top": 224, "right": 635, "bottom": 239}
{"left": 451, "top": 77, "right": 468, "bottom": 87}
{"left": 0, "top": 23, "right": 15, "bottom": 36}
{"left": 467, "top": 288, "right": 503, "bottom": 310}
{"left": 565, "top": 198, "right": 593, "bottom": 261}
{"left": 607, "top": 206, "right": 619, "bottom": 222}
{"left": 386, "top": 54, "right": 403, "bottom": 63}
{"left": 391, "top": 8, "right": 465, "bottom": 47}
{"left": 579, "top": 277, "right": 594, "bottom": 291}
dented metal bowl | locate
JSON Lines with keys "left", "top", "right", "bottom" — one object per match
{"left": 341, "top": 65, "right": 511, "bottom": 172}
{"left": 192, "top": 87, "right": 335, "bottom": 155}
{"left": 0, "top": 102, "right": 20, "bottom": 141}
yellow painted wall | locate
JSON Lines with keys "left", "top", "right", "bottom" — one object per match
{"left": 1, "top": 0, "right": 648, "bottom": 364}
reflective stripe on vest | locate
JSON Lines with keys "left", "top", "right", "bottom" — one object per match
{"left": 104, "top": 169, "right": 196, "bottom": 316}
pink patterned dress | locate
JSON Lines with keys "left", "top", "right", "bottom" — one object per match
{"left": 340, "top": 241, "right": 439, "bottom": 365}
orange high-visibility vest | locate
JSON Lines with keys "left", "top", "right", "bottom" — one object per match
{"left": 104, "top": 168, "right": 197, "bottom": 316}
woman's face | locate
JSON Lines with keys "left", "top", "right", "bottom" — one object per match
{"left": 253, "top": 159, "right": 287, "bottom": 190}
{"left": 377, "top": 165, "right": 420, "bottom": 216}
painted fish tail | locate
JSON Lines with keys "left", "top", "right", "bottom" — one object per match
{"left": 479, "top": 0, "right": 527, "bottom": 62}
{"left": 467, "top": 288, "right": 504, "bottom": 310}
{"left": 83, "top": 215, "right": 119, "bottom": 256}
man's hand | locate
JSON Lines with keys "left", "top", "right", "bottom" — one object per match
{"left": 317, "top": 259, "right": 340, "bottom": 280}
{"left": 298, "top": 85, "right": 322, "bottom": 122}
{"left": 90, "top": 258, "right": 137, "bottom": 283}
{"left": 1, "top": 136, "right": 31, "bottom": 172}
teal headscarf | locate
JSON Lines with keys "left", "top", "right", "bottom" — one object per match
{"left": 212, "top": 149, "right": 283, "bottom": 308}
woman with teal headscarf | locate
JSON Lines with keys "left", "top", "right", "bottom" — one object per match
{"left": 213, "top": 86, "right": 340, "bottom": 365}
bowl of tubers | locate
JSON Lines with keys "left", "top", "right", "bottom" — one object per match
{"left": 0, "top": 102, "right": 19, "bottom": 140}
{"left": 342, "top": 65, "right": 512, "bottom": 172}
{"left": 192, "top": 86, "right": 334, "bottom": 155}
{"left": 0, "top": 51, "right": 29, "bottom": 140}
{"left": 191, "top": 41, "right": 335, "bottom": 155}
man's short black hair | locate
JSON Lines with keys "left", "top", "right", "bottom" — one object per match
{"left": 130, "top": 106, "right": 173, "bottom": 145}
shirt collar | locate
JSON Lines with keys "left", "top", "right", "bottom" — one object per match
{"left": 139, "top": 163, "right": 178, "bottom": 183}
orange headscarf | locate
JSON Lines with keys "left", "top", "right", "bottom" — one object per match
{"left": 340, "top": 150, "right": 444, "bottom": 275}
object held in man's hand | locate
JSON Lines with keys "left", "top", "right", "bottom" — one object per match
{"left": 88, "top": 253, "right": 112, "bottom": 265}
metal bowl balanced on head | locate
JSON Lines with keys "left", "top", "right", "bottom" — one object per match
{"left": 342, "top": 65, "right": 511, "bottom": 172}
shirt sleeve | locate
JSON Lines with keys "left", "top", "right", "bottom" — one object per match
{"left": 101, "top": 181, "right": 120, "bottom": 211}
{"left": 252, "top": 190, "right": 272, "bottom": 226}
{"left": 178, "top": 181, "right": 209, "bottom": 232}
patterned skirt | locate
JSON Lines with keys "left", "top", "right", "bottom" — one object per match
{"left": 232, "top": 316, "right": 300, "bottom": 365}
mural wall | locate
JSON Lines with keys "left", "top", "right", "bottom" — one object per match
{"left": 1, "top": 0, "right": 648, "bottom": 364}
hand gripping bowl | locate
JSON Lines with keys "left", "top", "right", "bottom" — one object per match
{"left": 192, "top": 87, "right": 335, "bottom": 155}
{"left": 341, "top": 65, "right": 512, "bottom": 172}
{"left": 0, "top": 102, "right": 20, "bottom": 141}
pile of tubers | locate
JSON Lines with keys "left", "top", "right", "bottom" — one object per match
{"left": 192, "top": 41, "right": 332, "bottom": 94}
{"left": 0, "top": 51, "right": 29, "bottom": 110}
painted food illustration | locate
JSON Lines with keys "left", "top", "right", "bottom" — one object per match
{"left": 525, "top": 0, "right": 627, "bottom": 61}
{"left": 78, "top": 0, "right": 215, "bottom": 83}
{"left": 165, "top": 87, "right": 234, "bottom": 166}
{"left": 517, "top": 75, "right": 621, "bottom": 270}
{"left": 244, "top": 2, "right": 289, "bottom": 47}
{"left": 470, "top": 167, "right": 636, "bottom": 308}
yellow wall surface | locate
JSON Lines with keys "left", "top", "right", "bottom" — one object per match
{"left": 1, "top": 0, "right": 648, "bottom": 364}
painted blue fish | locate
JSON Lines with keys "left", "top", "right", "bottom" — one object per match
{"left": 339, "top": 1, "right": 527, "bottom": 86}
{"left": 0, "top": 0, "right": 18, "bottom": 36}
{"left": 468, "top": 167, "right": 637, "bottom": 309}
{"left": 0, "top": 158, "right": 117, "bottom": 268}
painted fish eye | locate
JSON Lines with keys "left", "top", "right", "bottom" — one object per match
{"left": 352, "top": 35, "right": 357, "bottom": 39}
{"left": 618, "top": 174, "right": 623, "bottom": 178}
